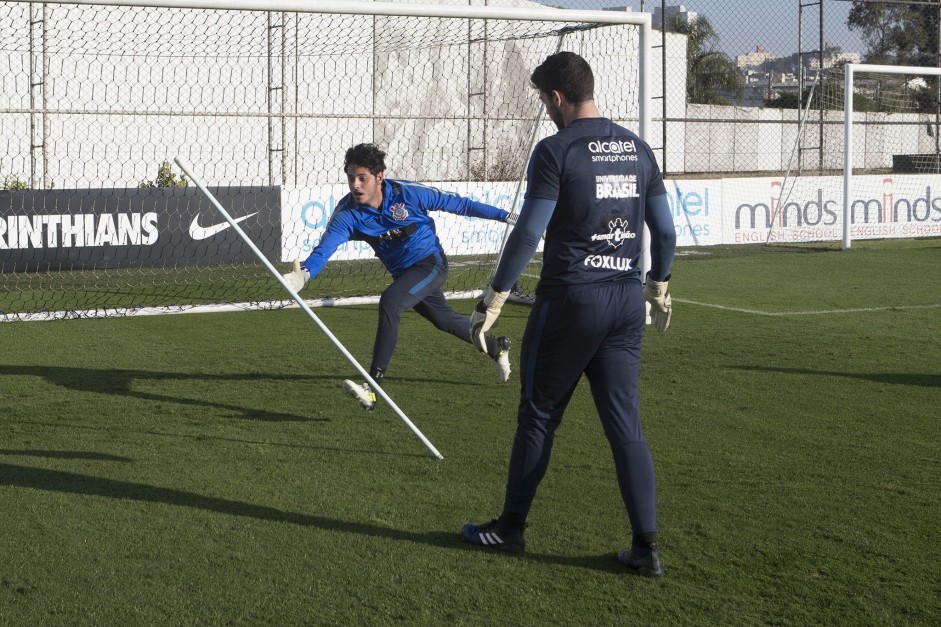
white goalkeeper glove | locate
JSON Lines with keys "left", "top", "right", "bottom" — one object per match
{"left": 644, "top": 273, "right": 672, "bottom": 332}
{"left": 282, "top": 259, "right": 310, "bottom": 293}
{"left": 470, "top": 286, "right": 509, "bottom": 353}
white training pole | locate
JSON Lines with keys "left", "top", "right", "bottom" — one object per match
{"left": 843, "top": 64, "right": 854, "bottom": 250}
{"left": 174, "top": 157, "right": 444, "bottom": 460}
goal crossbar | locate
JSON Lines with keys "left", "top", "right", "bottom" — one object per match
{"left": 3, "top": 0, "right": 651, "bottom": 25}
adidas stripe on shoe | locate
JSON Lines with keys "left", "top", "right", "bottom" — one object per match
{"left": 461, "top": 519, "right": 525, "bottom": 553}
{"left": 617, "top": 542, "right": 664, "bottom": 578}
{"left": 343, "top": 379, "right": 376, "bottom": 411}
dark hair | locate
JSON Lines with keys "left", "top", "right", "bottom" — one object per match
{"left": 344, "top": 143, "right": 386, "bottom": 174}
{"left": 530, "top": 51, "right": 594, "bottom": 104}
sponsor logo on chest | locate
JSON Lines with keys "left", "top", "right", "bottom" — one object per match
{"left": 389, "top": 202, "right": 409, "bottom": 221}
{"left": 588, "top": 139, "right": 639, "bottom": 163}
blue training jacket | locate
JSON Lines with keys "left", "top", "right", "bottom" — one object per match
{"left": 302, "top": 178, "right": 509, "bottom": 278}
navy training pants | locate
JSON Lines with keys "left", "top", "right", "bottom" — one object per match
{"left": 372, "top": 252, "right": 476, "bottom": 374}
{"left": 503, "top": 278, "right": 657, "bottom": 535}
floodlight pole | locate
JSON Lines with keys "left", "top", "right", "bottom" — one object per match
{"left": 174, "top": 157, "right": 444, "bottom": 460}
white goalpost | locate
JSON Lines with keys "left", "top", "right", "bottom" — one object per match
{"left": 773, "top": 62, "right": 941, "bottom": 249}
{"left": 842, "top": 63, "right": 941, "bottom": 249}
{"left": 0, "top": 0, "right": 651, "bottom": 322}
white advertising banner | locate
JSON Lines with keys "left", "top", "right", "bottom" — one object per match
{"left": 843, "top": 174, "right": 941, "bottom": 241}
{"left": 662, "top": 178, "right": 724, "bottom": 247}
{"left": 281, "top": 173, "right": 941, "bottom": 261}
{"left": 667, "top": 173, "right": 941, "bottom": 246}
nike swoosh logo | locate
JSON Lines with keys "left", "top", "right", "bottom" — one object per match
{"left": 189, "top": 212, "right": 258, "bottom": 240}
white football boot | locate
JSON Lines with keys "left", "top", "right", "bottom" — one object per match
{"left": 343, "top": 380, "right": 376, "bottom": 411}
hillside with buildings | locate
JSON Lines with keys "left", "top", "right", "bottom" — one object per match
{"left": 605, "top": 2, "right": 864, "bottom": 107}
{"left": 736, "top": 42, "right": 861, "bottom": 107}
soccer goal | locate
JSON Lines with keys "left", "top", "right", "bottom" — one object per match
{"left": 772, "top": 63, "right": 941, "bottom": 249}
{"left": 0, "top": 0, "right": 651, "bottom": 322}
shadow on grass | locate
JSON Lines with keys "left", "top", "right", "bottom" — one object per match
{"left": 0, "top": 364, "right": 326, "bottom": 422}
{"left": 0, "top": 462, "right": 624, "bottom": 574}
{"left": 731, "top": 365, "right": 941, "bottom": 388}
{"left": 3, "top": 421, "right": 430, "bottom": 459}
{"left": 0, "top": 450, "right": 132, "bottom": 462}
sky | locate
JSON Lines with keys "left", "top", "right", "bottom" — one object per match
{"left": 674, "top": 0, "right": 867, "bottom": 58}
{"left": 547, "top": 0, "right": 869, "bottom": 59}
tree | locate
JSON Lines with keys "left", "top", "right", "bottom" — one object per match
{"left": 848, "top": 1, "right": 939, "bottom": 66}
{"left": 847, "top": 2, "right": 941, "bottom": 114}
{"left": 1, "top": 174, "right": 29, "bottom": 190}
{"left": 139, "top": 160, "right": 188, "bottom": 188}
{"left": 669, "top": 14, "right": 743, "bottom": 105}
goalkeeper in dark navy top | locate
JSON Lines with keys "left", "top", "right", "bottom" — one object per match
{"left": 461, "top": 52, "right": 676, "bottom": 577}
{"left": 283, "top": 143, "right": 514, "bottom": 410}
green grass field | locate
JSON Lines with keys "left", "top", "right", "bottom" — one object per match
{"left": 1, "top": 240, "right": 939, "bottom": 625}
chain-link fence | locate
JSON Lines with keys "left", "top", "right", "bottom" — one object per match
{"left": 532, "top": 0, "right": 939, "bottom": 177}
{"left": 0, "top": 0, "right": 917, "bottom": 186}
{"left": 2, "top": 0, "right": 934, "bottom": 186}
{"left": 0, "top": 1, "right": 648, "bottom": 319}
{"left": 0, "top": 1, "right": 648, "bottom": 189}
{"left": 2, "top": 0, "right": 937, "bottom": 320}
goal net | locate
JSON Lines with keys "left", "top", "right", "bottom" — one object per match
{"left": 0, "top": 0, "right": 648, "bottom": 321}
{"left": 771, "top": 63, "right": 941, "bottom": 248}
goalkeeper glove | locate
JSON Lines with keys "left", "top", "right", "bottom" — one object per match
{"left": 470, "top": 286, "right": 509, "bottom": 353}
{"left": 644, "top": 273, "right": 672, "bottom": 332}
{"left": 282, "top": 259, "right": 310, "bottom": 293}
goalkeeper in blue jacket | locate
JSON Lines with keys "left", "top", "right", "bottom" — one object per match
{"left": 283, "top": 143, "right": 514, "bottom": 410}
